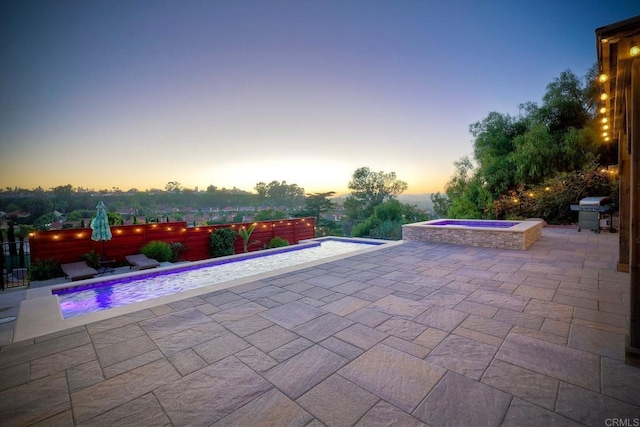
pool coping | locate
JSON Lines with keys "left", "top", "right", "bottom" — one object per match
{"left": 14, "top": 237, "right": 403, "bottom": 342}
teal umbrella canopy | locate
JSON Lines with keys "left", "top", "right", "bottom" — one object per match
{"left": 90, "top": 201, "right": 112, "bottom": 242}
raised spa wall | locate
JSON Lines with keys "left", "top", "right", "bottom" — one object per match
{"left": 401, "top": 219, "right": 544, "bottom": 250}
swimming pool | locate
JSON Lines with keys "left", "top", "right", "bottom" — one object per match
{"left": 53, "top": 239, "right": 383, "bottom": 318}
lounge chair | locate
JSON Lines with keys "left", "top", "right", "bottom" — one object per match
{"left": 61, "top": 262, "right": 98, "bottom": 281}
{"left": 125, "top": 254, "right": 160, "bottom": 270}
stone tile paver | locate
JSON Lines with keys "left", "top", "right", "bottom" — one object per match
{"left": 481, "top": 359, "right": 559, "bottom": 410}
{"left": 319, "top": 337, "right": 364, "bottom": 360}
{"left": 556, "top": 382, "right": 640, "bottom": 425}
{"left": 413, "top": 371, "right": 511, "bottom": 426}
{"left": 155, "top": 356, "right": 272, "bottom": 425}
{"left": 214, "top": 388, "right": 312, "bottom": 426}
{"left": 166, "top": 348, "right": 208, "bottom": 376}
{"left": 234, "top": 346, "right": 279, "bottom": 373}
{"left": 355, "top": 401, "right": 425, "bottom": 426}
{"left": 568, "top": 323, "right": 626, "bottom": 361}
{"left": 334, "top": 323, "right": 388, "bottom": 350}
{"left": 293, "top": 312, "right": 353, "bottom": 342}
{"left": 139, "top": 307, "right": 212, "bottom": 339}
{"left": 426, "top": 334, "right": 497, "bottom": 380}
{"left": 71, "top": 358, "right": 180, "bottom": 423}
{"left": 264, "top": 345, "right": 348, "bottom": 399}
{"left": 29, "top": 342, "right": 96, "bottom": 379}
{"left": 339, "top": 343, "right": 446, "bottom": 413}
{"left": 601, "top": 356, "right": 640, "bottom": 406}
{"left": 297, "top": 374, "right": 378, "bottom": 426}
{"left": 80, "top": 393, "right": 172, "bottom": 426}
{"left": 245, "top": 324, "right": 298, "bottom": 353}
{"left": 322, "top": 295, "right": 370, "bottom": 316}
{"left": 269, "top": 337, "right": 314, "bottom": 362}
{"left": 192, "top": 333, "right": 250, "bottom": 364}
{"left": 0, "top": 372, "right": 70, "bottom": 426}
{"left": 260, "top": 301, "right": 326, "bottom": 329}
{"left": 66, "top": 360, "right": 104, "bottom": 392}
{"left": 153, "top": 321, "right": 227, "bottom": 356}
{"left": 1, "top": 229, "right": 637, "bottom": 426}
{"left": 502, "top": 397, "right": 582, "bottom": 427}
{"left": 496, "top": 332, "right": 600, "bottom": 391}
{"left": 413, "top": 305, "right": 469, "bottom": 332}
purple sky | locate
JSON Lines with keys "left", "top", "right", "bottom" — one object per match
{"left": 2, "top": 1, "right": 638, "bottom": 194}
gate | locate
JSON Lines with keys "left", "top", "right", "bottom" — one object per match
{"left": 1, "top": 239, "right": 30, "bottom": 290}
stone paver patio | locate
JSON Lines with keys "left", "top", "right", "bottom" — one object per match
{"left": 1, "top": 228, "right": 639, "bottom": 426}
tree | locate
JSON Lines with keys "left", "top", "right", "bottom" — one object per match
{"left": 430, "top": 193, "right": 450, "bottom": 218}
{"left": 351, "top": 199, "right": 425, "bottom": 239}
{"left": 165, "top": 181, "right": 182, "bottom": 193}
{"left": 442, "top": 67, "right": 605, "bottom": 220}
{"left": 254, "top": 182, "right": 268, "bottom": 207}
{"left": 469, "top": 112, "right": 525, "bottom": 198}
{"left": 344, "top": 167, "right": 407, "bottom": 221}
{"left": 298, "top": 192, "right": 335, "bottom": 225}
{"left": 441, "top": 157, "right": 493, "bottom": 219}
{"left": 538, "top": 69, "right": 595, "bottom": 134}
{"left": 254, "top": 209, "right": 287, "bottom": 221}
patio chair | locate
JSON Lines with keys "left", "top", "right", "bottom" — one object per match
{"left": 61, "top": 262, "right": 98, "bottom": 281}
{"left": 125, "top": 254, "right": 160, "bottom": 270}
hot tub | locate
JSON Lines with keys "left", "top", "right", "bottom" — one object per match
{"left": 401, "top": 219, "right": 543, "bottom": 250}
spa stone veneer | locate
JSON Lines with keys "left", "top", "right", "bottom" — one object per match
{"left": 402, "top": 219, "right": 544, "bottom": 250}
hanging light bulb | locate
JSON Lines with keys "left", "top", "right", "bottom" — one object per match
{"left": 603, "top": 132, "right": 608, "bottom": 137}
{"left": 599, "top": 74, "right": 608, "bottom": 82}
{"left": 601, "top": 117, "right": 608, "bottom": 123}
{"left": 599, "top": 106, "right": 606, "bottom": 114}
{"left": 600, "top": 93, "right": 608, "bottom": 101}
{"left": 631, "top": 41, "right": 640, "bottom": 56}
{"left": 603, "top": 124, "right": 609, "bottom": 130}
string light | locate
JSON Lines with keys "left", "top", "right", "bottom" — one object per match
{"left": 599, "top": 73, "right": 608, "bottom": 82}
{"left": 599, "top": 106, "right": 606, "bottom": 114}
{"left": 631, "top": 41, "right": 640, "bottom": 56}
{"left": 600, "top": 93, "right": 608, "bottom": 101}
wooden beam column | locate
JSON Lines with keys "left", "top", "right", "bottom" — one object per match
{"left": 626, "top": 58, "right": 640, "bottom": 366}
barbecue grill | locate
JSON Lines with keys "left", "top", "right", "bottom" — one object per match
{"left": 570, "top": 196, "right": 614, "bottom": 233}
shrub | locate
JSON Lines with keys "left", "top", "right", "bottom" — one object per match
{"left": 210, "top": 228, "right": 237, "bottom": 257}
{"left": 81, "top": 251, "right": 102, "bottom": 270}
{"left": 29, "top": 259, "right": 63, "bottom": 281}
{"left": 169, "top": 242, "right": 186, "bottom": 262}
{"left": 140, "top": 241, "right": 172, "bottom": 262}
{"left": 268, "top": 237, "right": 289, "bottom": 248}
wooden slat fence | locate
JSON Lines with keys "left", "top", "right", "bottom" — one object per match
{"left": 29, "top": 218, "right": 315, "bottom": 264}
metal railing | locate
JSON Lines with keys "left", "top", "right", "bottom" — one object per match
{"left": 1, "top": 240, "right": 30, "bottom": 290}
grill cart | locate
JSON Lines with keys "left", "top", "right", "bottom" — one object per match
{"left": 570, "top": 196, "right": 614, "bottom": 233}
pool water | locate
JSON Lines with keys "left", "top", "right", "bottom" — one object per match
{"left": 429, "top": 220, "right": 518, "bottom": 228}
{"left": 55, "top": 240, "right": 381, "bottom": 318}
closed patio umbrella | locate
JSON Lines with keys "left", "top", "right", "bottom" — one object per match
{"left": 90, "top": 201, "right": 112, "bottom": 257}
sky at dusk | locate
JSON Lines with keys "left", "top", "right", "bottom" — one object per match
{"left": 2, "top": 1, "right": 639, "bottom": 195}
